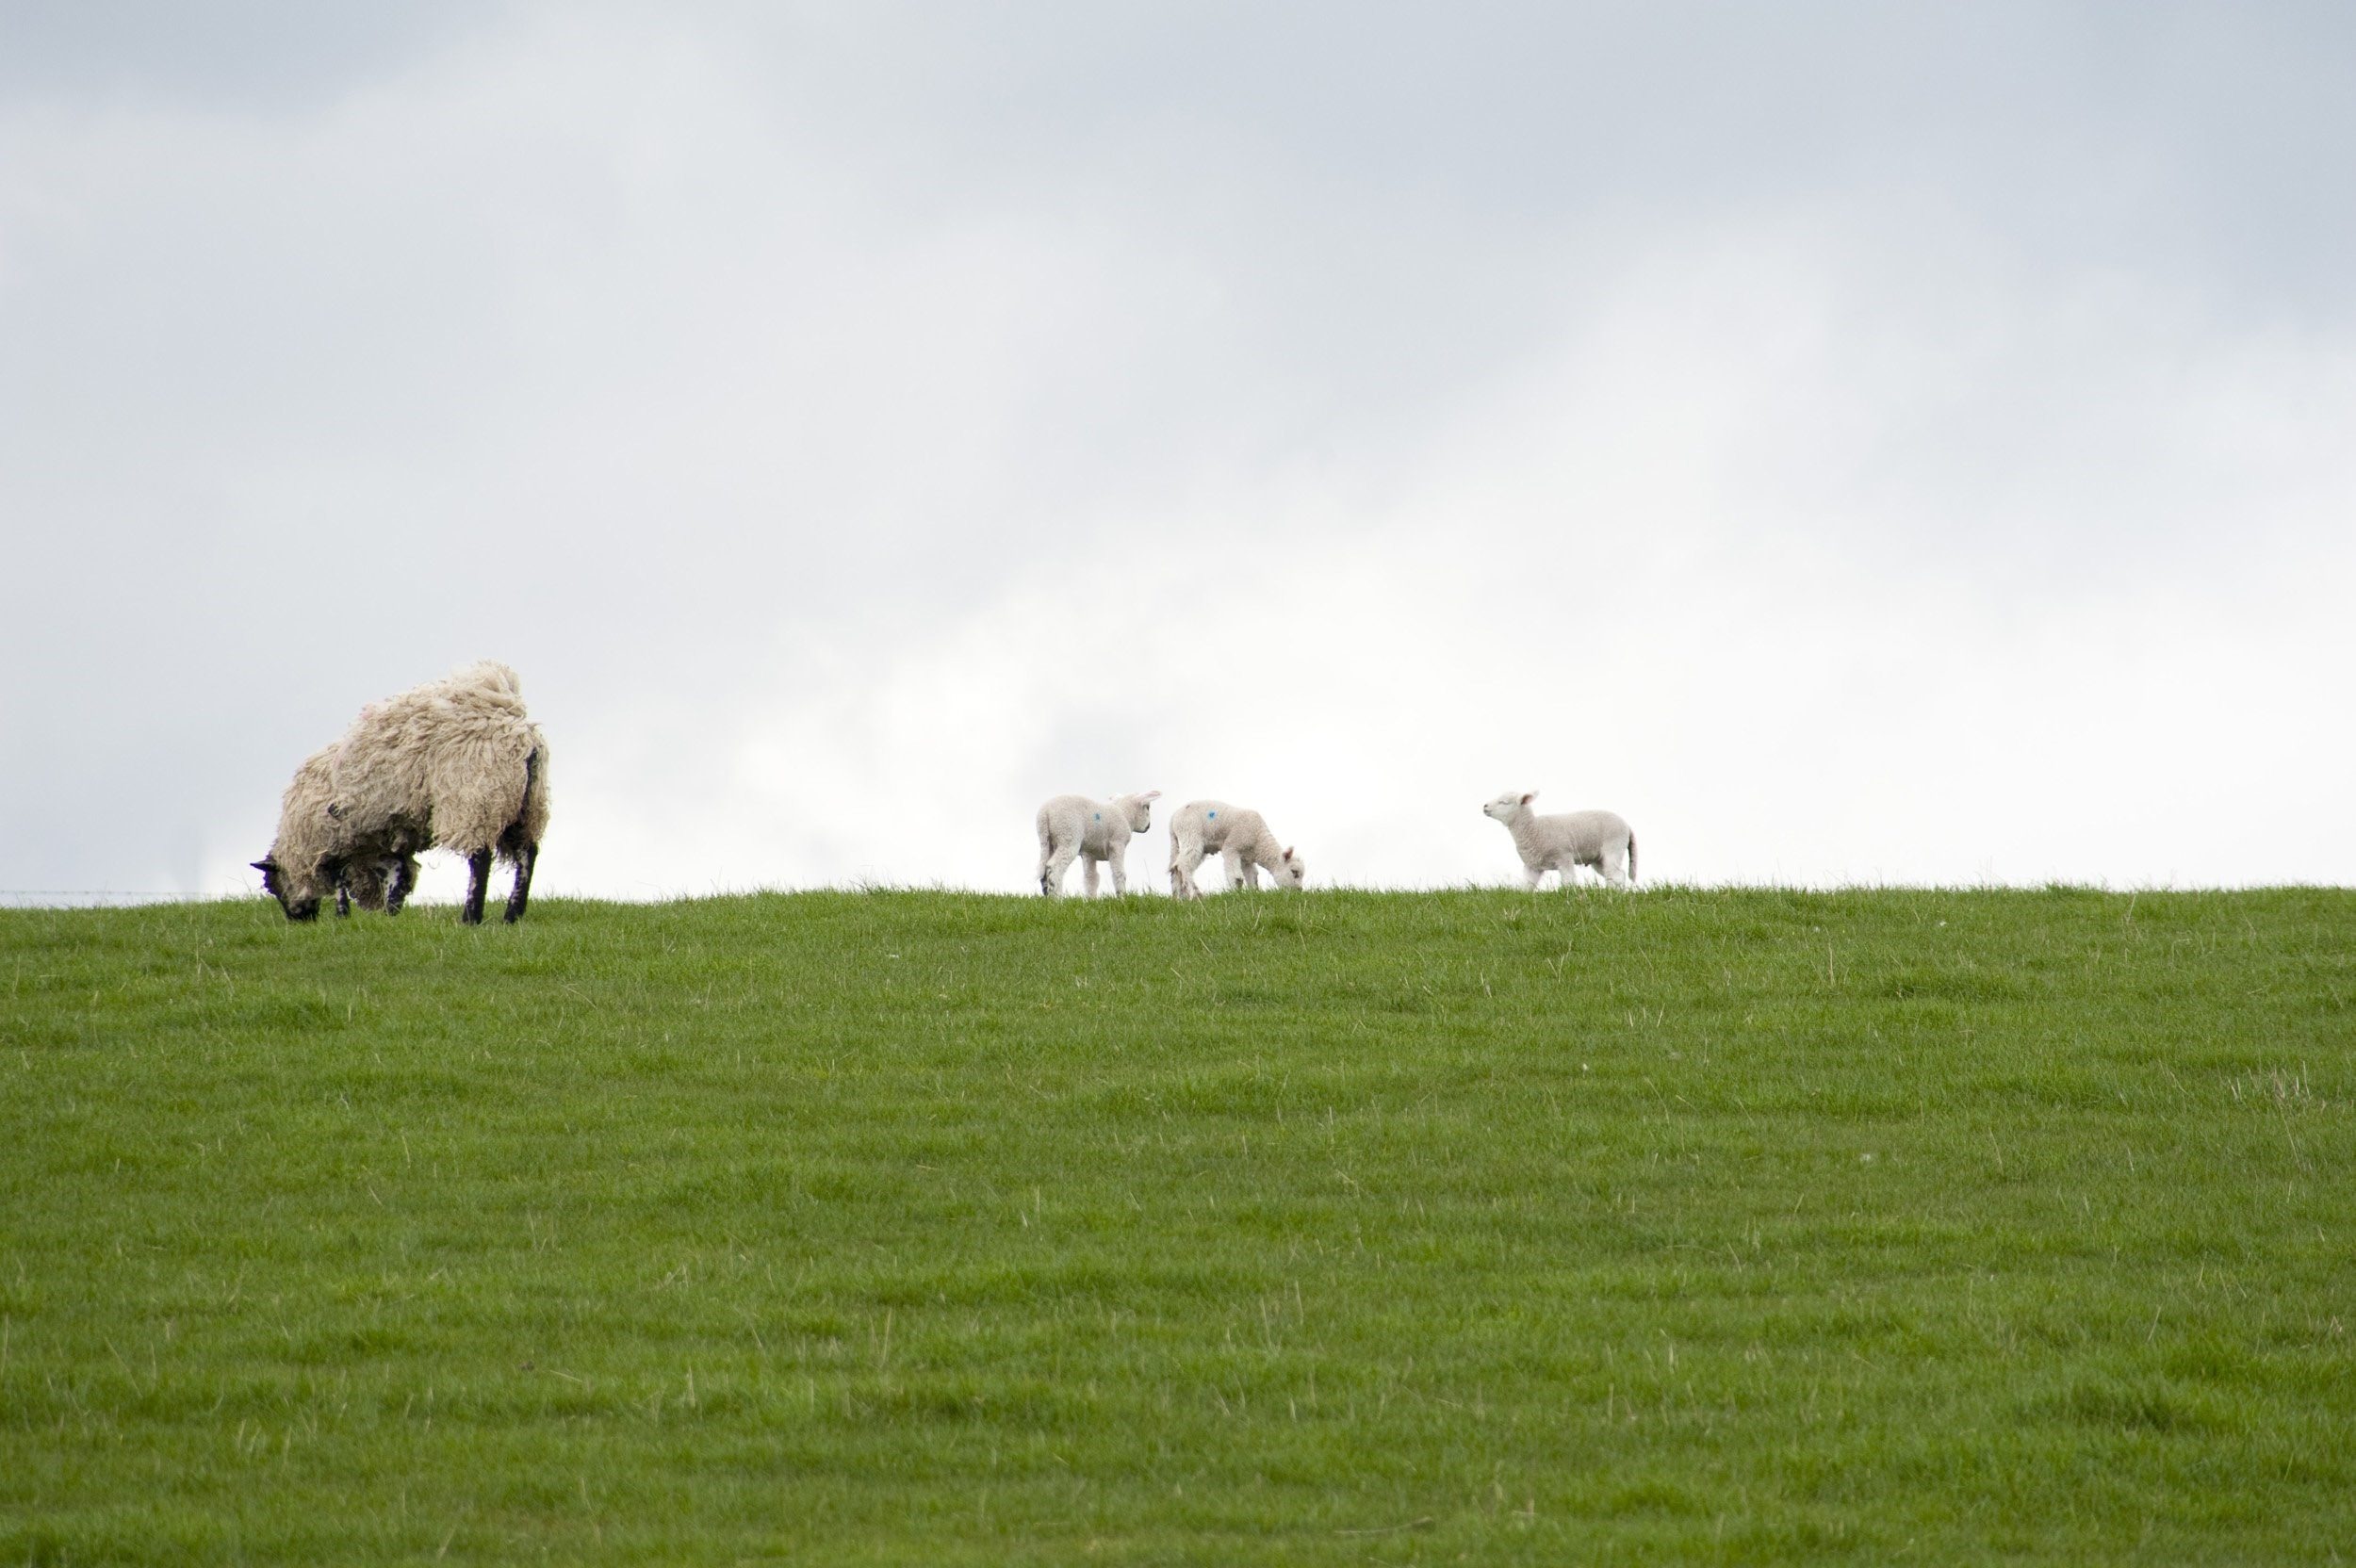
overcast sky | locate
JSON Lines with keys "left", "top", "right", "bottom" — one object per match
{"left": 3, "top": 2, "right": 2351, "bottom": 901}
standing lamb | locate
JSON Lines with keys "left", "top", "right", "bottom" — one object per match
{"left": 1482, "top": 791, "right": 1636, "bottom": 890}
{"left": 256, "top": 748, "right": 418, "bottom": 918}
{"left": 1168, "top": 800, "right": 1305, "bottom": 898}
{"left": 1036, "top": 791, "right": 1161, "bottom": 897}
{"left": 254, "top": 661, "right": 551, "bottom": 924}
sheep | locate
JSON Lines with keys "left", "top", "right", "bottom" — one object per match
{"left": 1036, "top": 791, "right": 1160, "bottom": 897}
{"left": 1481, "top": 791, "right": 1636, "bottom": 890}
{"left": 254, "top": 748, "right": 419, "bottom": 920}
{"left": 254, "top": 661, "right": 550, "bottom": 924}
{"left": 1168, "top": 800, "right": 1305, "bottom": 898}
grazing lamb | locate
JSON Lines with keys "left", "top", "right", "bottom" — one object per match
{"left": 1168, "top": 800, "right": 1305, "bottom": 898}
{"left": 1482, "top": 791, "right": 1636, "bottom": 890}
{"left": 1036, "top": 791, "right": 1160, "bottom": 897}
{"left": 254, "top": 662, "right": 550, "bottom": 924}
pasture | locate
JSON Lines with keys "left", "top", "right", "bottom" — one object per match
{"left": 3, "top": 887, "right": 2351, "bottom": 1563}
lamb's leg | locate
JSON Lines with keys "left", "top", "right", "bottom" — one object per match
{"left": 461, "top": 849, "right": 493, "bottom": 924}
{"left": 1109, "top": 853, "right": 1127, "bottom": 896}
{"left": 384, "top": 856, "right": 417, "bottom": 915}
{"left": 1043, "top": 843, "right": 1077, "bottom": 898}
{"left": 503, "top": 844, "right": 538, "bottom": 923}
{"left": 1170, "top": 838, "right": 1203, "bottom": 899}
{"left": 1601, "top": 842, "right": 1630, "bottom": 890}
{"left": 1082, "top": 858, "right": 1101, "bottom": 898}
{"left": 1223, "top": 849, "right": 1248, "bottom": 890}
{"left": 1523, "top": 864, "right": 1545, "bottom": 892}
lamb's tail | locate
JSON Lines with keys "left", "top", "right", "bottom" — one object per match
{"left": 1627, "top": 832, "right": 1638, "bottom": 885}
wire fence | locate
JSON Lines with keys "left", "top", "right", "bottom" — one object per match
{"left": 0, "top": 887, "right": 511, "bottom": 908}
{"left": 0, "top": 890, "right": 249, "bottom": 906}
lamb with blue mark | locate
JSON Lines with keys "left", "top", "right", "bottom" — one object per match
{"left": 1168, "top": 799, "right": 1305, "bottom": 898}
{"left": 1035, "top": 791, "right": 1161, "bottom": 897}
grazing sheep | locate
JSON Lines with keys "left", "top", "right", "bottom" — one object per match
{"left": 254, "top": 662, "right": 550, "bottom": 924}
{"left": 1482, "top": 791, "right": 1636, "bottom": 890}
{"left": 1036, "top": 791, "right": 1160, "bottom": 897}
{"left": 1168, "top": 800, "right": 1305, "bottom": 898}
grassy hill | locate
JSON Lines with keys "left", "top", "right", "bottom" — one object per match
{"left": 3, "top": 887, "right": 2351, "bottom": 1563}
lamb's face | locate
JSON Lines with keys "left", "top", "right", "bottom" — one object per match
{"left": 1482, "top": 792, "right": 1531, "bottom": 824}
{"left": 252, "top": 855, "right": 323, "bottom": 922}
{"left": 1121, "top": 792, "right": 1159, "bottom": 834}
{"left": 1277, "top": 847, "right": 1307, "bottom": 889}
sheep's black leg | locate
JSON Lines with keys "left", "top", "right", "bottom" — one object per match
{"left": 503, "top": 844, "right": 537, "bottom": 923}
{"left": 335, "top": 874, "right": 352, "bottom": 919}
{"left": 462, "top": 849, "right": 493, "bottom": 924}
{"left": 385, "top": 856, "right": 416, "bottom": 915}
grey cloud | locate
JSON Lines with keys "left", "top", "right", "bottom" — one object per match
{"left": 0, "top": 1, "right": 493, "bottom": 109}
{"left": 3, "top": 4, "right": 2351, "bottom": 898}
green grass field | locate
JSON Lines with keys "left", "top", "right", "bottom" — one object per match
{"left": 3, "top": 887, "right": 2351, "bottom": 1564}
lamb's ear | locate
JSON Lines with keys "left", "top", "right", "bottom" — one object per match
{"left": 1141, "top": 790, "right": 1161, "bottom": 801}
{"left": 1519, "top": 792, "right": 1536, "bottom": 806}
{"left": 1282, "top": 845, "right": 1296, "bottom": 860}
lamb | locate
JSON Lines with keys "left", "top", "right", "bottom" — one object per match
{"left": 1036, "top": 791, "right": 1161, "bottom": 897}
{"left": 1482, "top": 791, "right": 1636, "bottom": 890}
{"left": 258, "top": 747, "right": 419, "bottom": 918}
{"left": 254, "top": 661, "right": 551, "bottom": 924}
{"left": 1168, "top": 800, "right": 1305, "bottom": 898}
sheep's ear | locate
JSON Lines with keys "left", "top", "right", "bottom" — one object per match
{"left": 1519, "top": 792, "right": 1536, "bottom": 806}
{"left": 251, "top": 858, "right": 277, "bottom": 873}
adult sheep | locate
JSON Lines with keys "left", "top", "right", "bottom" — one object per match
{"left": 254, "top": 661, "right": 550, "bottom": 923}
{"left": 1168, "top": 800, "right": 1305, "bottom": 899}
{"left": 1481, "top": 791, "right": 1635, "bottom": 890}
{"left": 1036, "top": 791, "right": 1160, "bottom": 897}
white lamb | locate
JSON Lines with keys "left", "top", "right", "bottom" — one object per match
{"left": 254, "top": 661, "right": 551, "bottom": 924}
{"left": 1168, "top": 800, "right": 1305, "bottom": 898}
{"left": 1036, "top": 791, "right": 1161, "bottom": 897}
{"left": 1482, "top": 791, "right": 1636, "bottom": 890}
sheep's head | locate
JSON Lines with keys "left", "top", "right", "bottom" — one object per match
{"left": 1121, "top": 790, "right": 1161, "bottom": 833}
{"left": 1483, "top": 791, "right": 1536, "bottom": 823}
{"left": 251, "top": 855, "right": 324, "bottom": 922}
{"left": 1277, "top": 846, "right": 1307, "bottom": 889}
